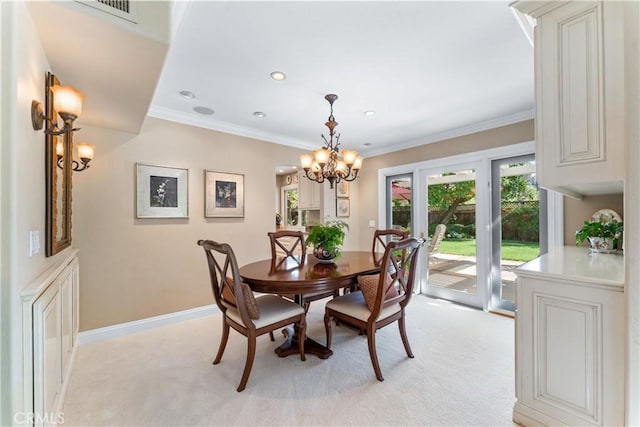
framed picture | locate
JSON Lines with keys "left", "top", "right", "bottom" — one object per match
{"left": 336, "top": 198, "right": 350, "bottom": 217}
{"left": 136, "top": 163, "right": 189, "bottom": 218}
{"left": 336, "top": 181, "right": 349, "bottom": 198}
{"left": 205, "top": 170, "right": 245, "bottom": 218}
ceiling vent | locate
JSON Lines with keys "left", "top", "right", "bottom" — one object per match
{"left": 75, "top": 0, "right": 138, "bottom": 24}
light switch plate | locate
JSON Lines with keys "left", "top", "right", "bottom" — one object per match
{"left": 369, "top": 220, "right": 376, "bottom": 228}
{"left": 29, "top": 230, "right": 40, "bottom": 256}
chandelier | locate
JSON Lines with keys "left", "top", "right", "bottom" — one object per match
{"left": 299, "top": 94, "right": 362, "bottom": 189}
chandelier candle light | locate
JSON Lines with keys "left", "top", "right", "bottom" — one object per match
{"left": 300, "top": 94, "right": 362, "bottom": 189}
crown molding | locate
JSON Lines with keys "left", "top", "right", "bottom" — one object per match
{"left": 147, "top": 105, "right": 316, "bottom": 151}
{"left": 361, "top": 109, "right": 535, "bottom": 158}
{"left": 149, "top": 105, "right": 534, "bottom": 159}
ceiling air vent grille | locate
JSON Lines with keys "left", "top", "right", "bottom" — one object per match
{"left": 97, "top": 0, "right": 129, "bottom": 14}
{"left": 75, "top": 0, "right": 138, "bottom": 24}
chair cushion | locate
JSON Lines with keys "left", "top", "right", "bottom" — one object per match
{"left": 325, "top": 291, "right": 401, "bottom": 322}
{"left": 357, "top": 273, "right": 398, "bottom": 311}
{"left": 224, "top": 277, "right": 260, "bottom": 319}
{"left": 225, "top": 295, "right": 304, "bottom": 329}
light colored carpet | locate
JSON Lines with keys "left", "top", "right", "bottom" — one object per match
{"left": 61, "top": 296, "right": 516, "bottom": 426}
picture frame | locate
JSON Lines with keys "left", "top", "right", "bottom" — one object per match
{"left": 336, "top": 181, "right": 350, "bottom": 198}
{"left": 205, "top": 170, "right": 245, "bottom": 218}
{"left": 336, "top": 198, "right": 350, "bottom": 217}
{"left": 136, "top": 163, "right": 189, "bottom": 218}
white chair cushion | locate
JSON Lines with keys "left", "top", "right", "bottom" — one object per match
{"left": 325, "top": 290, "right": 401, "bottom": 322}
{"left": 225, "top": 295, "right": 304, "bottom": 329}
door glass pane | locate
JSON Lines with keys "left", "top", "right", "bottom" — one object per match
{"left": 285, "top": 189, "right": 299, "bottom": 226}
{"left": 493, "top": 159, "right": 541, "bottom": 306}
{"left": 427, "top": 169, "right": 477, "bottom": 295}
{"left": 388, "top": 175, "right": 412, "bottom": 235}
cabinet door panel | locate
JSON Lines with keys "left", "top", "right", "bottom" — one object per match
{"left": 535, "top": 295, "right": 597, "bottom": 419}
{"left": 34, "top": 284, "right": 61, "bottom": 423}
{"left": 558, "top": 4, "right": 603, "bottom": 165}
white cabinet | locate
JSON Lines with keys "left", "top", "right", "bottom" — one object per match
{"left": 513, "top": 1, "right": 625, "bottom": 198}
{"left": 23, "top": 251, "right": 79, "bottom": 426}
{"left": 514, "top": 246, "right": 624, "bottom": 426}
{"left": 298, "top": 172, "right": 321, "bottom": 210}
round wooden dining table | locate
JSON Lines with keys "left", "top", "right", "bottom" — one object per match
{"left": 239, "top": 251, "right": 382, "bottom": 359}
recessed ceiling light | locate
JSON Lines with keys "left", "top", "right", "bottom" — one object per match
{"left": 179, "top": 90, "right": 195, "bottom": 99}
{"left": 364, "top": 110, "right": 376, "bottom": 116}
{"left": 253, "top": 111, "right": 266, "bottom": 118}
{"left": 270, "top": 71, "right": 286, "bottom": 81}
{"left": 193, "top": 106, "right": 214, "bottom": 115}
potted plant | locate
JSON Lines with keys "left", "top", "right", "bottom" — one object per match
{"left": 306, "top": 219, "right": 349, "bottom": 263}
{"left": 275, "top": 212, "right": 282, "bottom": 227}
{"left": 575, "top": 216, "right": 623, "bottom": 253}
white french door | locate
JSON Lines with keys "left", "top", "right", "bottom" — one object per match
{"left": 421, "top": 160, "right": 489, "bottom": 309}
{"left": 379, "top": 142, "right": 558, "bottom": 312}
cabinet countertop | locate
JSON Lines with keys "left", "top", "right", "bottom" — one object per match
{"left": 516, "top": 245, "right": 624, "bottom": 290}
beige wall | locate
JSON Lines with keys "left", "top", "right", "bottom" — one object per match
{"left": 355, "top": 120, "right": 535, "bottom": 249}
{"left": 73, "top": 118, "right": 308, "bottom": 330}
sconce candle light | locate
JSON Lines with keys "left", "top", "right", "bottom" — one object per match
{"left": 32, "top": 84, "right": 84, "bottom": 135}
{"left": 55, "top": 139, "right": 95, "bottom": 172}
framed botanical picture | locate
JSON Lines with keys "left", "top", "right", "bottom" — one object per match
{"left": 205, "top": 170, "right": 245, "bottom": 218}
{"left": 136, "top": 163, "right": 189, "bottom": 218}
{"left": 336, "top": 198, "right": 350, "bottom": 217}
{"left": 336, "top": 181, "right": 350, "bottom": 198}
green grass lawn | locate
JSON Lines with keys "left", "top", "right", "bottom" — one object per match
{"left": 438, "top": 239, "right": 540, "bottom": 262}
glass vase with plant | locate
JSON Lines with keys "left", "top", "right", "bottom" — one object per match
{"left": 306, "top": 219, "right": 349, "bottom": 262}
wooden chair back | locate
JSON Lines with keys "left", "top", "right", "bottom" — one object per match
{"left": 197, "top": 239, "right": 252, "bottom": 325}
{"left": 268, "top": 230, "right": 306, "bottom": 271}
{"left": 372, "top": 237, "right": 423, "bottom": 314}
{"left": 372, "top": 229, "right": 409, "bottom": 265}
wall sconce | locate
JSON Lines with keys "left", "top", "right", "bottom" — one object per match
{"left": 55, "top": 138, "right": 95, "bottom": 172}
{"left": 32, "top": 84, "right": 84, "bottom": 135}
{"left": 32, "top": 72, "right": 94, "bottom": 172}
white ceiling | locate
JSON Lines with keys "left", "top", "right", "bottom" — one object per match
{"left": 149, "top": 1, "right": 534, "bottom": 160}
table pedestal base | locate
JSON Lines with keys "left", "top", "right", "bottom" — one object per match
{"left": 274, "top": 327, "right": 333, "bottom": 359}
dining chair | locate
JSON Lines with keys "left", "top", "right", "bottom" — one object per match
{"left": 268, "top": 230, "right": 337, "bottom": 313}
{"left": 371, "top": 229, "right": 409, "bottom": 265}
{"left": 324, "top": 237, "right": 423, "bottom": 382}
{"left": 197, "top": 239, "right": 306, "bottom": 392}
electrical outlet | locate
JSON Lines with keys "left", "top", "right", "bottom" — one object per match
{"left": 29, "top": 230, "right": 40, "bottom": 256}
{"left": 369, "top": 220, "right": 376, "bottom": 228}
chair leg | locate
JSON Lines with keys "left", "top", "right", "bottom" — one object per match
{"left": 237, "top": 333, "right": 257, "bottom": 392}
{"left": 214, "top": 319, "right": 230, "bottom": 364}
{"left": 324, "top": 311, "right": 333, "bottom": 349}
{"left": 269, "top": 331, "right": 275, "bottom": 341}
{"left": 297, "top": 316, "right": 306, "bottom": 362}
{"left": 303, "top": 301, "right": 311, "bottom": 315}
{"left": 398, "top": 314, "right": 414, "bottom": 358}
{"left": 366, "top": 326, "right": 384, "bottom": 382}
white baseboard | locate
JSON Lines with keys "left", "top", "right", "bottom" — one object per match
{"left": 78, "top": 304, "right": 219, "bottom": 346}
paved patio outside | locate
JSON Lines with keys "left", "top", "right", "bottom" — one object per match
{"left": 428, "top": 253, "right": 523, "bottom": 303}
